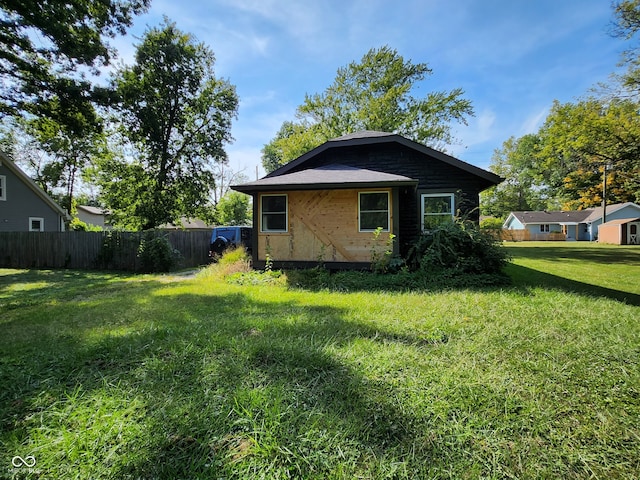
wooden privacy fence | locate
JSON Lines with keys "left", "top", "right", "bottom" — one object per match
{"left": 499, "top": 230, "right": 566, "bottom": 242}
{"left": 0, "top": 231, "right": 212, "bottom": 271}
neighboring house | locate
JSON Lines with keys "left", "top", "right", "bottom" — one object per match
{"left": 232, "top": 130, "right": 502, "bottom": 269}
{"left": 159, "top": 218, "right": 215, "bottom": 231}
{"left": 0, "top": 151, "right": 70, "bottom": 232}
{"left": 503, "top": 202, "right": 640, "bottom": 241}
{"left": 76, "top": 205, "right": 110, "bottom": 229}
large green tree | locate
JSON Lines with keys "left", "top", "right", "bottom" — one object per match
{"left": 480, "top": 134, "right": 551, "bottom": 218}
{"left": 262, "top": 46, "right": 474, "bottom": 172}
{"left": 537, "top": 98, "right": 640, "bottom": 209}
{"left": 215, "top": 191, "right": 251, "bottom": 226}
{"left": 0, "top": 0, "right": 148, "bottom": 131}
{"left": 24, "top": 112, "right": 109, "bottom": 213}
{"left": 99, "top": 20, "right": 238, "bottom": 230}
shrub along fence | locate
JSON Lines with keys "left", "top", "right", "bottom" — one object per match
{"left": 0, "top": 231, "right": 211, "bottom": 271}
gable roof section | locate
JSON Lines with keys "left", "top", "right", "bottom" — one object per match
{"left": 233, "top": 164, "right": 417, "bottom": 193}
{"left": 77, "top": 205, "right": 108, "bottom": 216}
{"left": 602, "top": 217, "right": 640, "bottom": 225}
{"left": 583, "top": 202, "right": 640, "bottom": 222}
{"left": 0, "top": 150, "right": 70, "bottom": 220}
{"left": 508, "top": 210, "right": 594, "bottom": 225}
{"left": 264, "top": 130, "right": 503, "bottom": 186}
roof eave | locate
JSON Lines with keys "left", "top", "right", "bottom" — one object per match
{"left": 232, "top": 180, "right": 418, "bottom": 194}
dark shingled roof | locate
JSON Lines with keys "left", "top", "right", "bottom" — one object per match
{"left": 232, "top": 164, "right": 417, "bottom": 193}
{"left": 262, "top": 130, "right": 502, "bottom": 185}
{"left": 509, "top": 210, "right": 594, "bottom": 224}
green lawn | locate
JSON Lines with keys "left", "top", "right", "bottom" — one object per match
{"left": 1, "top": 243, "right": 639, "bottom": 479}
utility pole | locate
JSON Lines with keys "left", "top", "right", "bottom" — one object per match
{"left": 602, "top": 163, "right": 608, "bottom": 225}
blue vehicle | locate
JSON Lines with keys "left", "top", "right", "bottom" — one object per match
{"left": 209, "top": 226, "right": 252, "bottom": 258}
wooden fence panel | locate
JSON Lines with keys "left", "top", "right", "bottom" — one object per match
{"left": 499, "top": 230, "right": 566, "bottom": 241}
{"left": 0, "top": 231, "right": 212, "bottom": 271}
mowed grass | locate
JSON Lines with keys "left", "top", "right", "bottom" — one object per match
{"left": 0, "top": 243, "right": 639, "bottom": 479}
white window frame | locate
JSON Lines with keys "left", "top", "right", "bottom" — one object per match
{"left": 358, "top": 191, "right": 390, "bottom": 232}
{"left": 260, "top": 194, "right": 288, "bottom": 233}
{"left": 29, "top": 217, "right": 45, "bottom": 232}
{"left": 540, "top": 224, "right": 550, "bottom": 233}
{"left": 0, "top": 175, "right": 6, "bottom": 201}
{"left": 421, "top": 193, "right": 455, "bottom": 231}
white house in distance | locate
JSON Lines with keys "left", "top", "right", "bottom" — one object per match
{"left": 503, "top": 202, "right": 640, "bottom": 242}
{"left": 76, "top": 205, "right": 111, "bottom": 229}
{"left": 0, "top": 150, "right": 70, "bottom": 232}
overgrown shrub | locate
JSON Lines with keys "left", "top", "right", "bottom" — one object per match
{"left": 406, "top": 220, "right": 509, "bottom": 275}
{"left": 137, "top": 232, "right": 181, "bottom": 273}
{"left": 70, "top": 217, "right": 103, "bottom": 231}
{"left": 479, "top": 217, "right": 505, "bottom": 230}
{"left": 199, "top": 246, "right": 253, "bottom": 280}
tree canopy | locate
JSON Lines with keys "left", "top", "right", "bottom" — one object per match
{"left": 612, "top": 0, "right": 640, "bottom": 93}
{"left": 537, "top": 98, "right": 640, "bottom": 209}
{"left": 482, "top": 97, "right": 640, "bottom": 217}
{"left": 261, "top": 46, "right": 474, "bottom": 172}
{"left": 0, "top": 0, "right": 149, "bottom": 132}
{"left": 96, "top": 20, "right": 238, "bottom": 230}
{"left": 480, "top": 134, "right": 550, "bottom": 217}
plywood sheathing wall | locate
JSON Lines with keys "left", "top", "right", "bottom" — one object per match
{"left": 257, "top": 189, "right": 393, "bottom": 263}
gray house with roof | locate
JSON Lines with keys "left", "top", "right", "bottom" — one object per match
{"left": 0, "top": 151, "right": 70, "bottom": 232}
{"left": 232, "top": 131, "right": 502, "bottom": 269}
{"left": 503, "top": 202, "right": 640, "bottom": 241}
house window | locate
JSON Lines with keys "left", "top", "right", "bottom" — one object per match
{"left": 0, "top": 175, "right": 5, "bottom": 201}
{"left": 29, "top": 217, "right": 44, "bottom": 232}
{"left": 261, "top": 194, "right": 287, "bottom": 232}
{"left": 421, "top": 193, "right": 454, "bottom": 230}
{"left": 540, "top": 224, "right": 550, "bottom": 233}
{"left": 359, "top": 191, "right": 389, "bottom": 231}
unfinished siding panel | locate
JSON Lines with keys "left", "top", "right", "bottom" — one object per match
{"left": 284, "top": 143, "right": 486, "bottom": 252}
{"left": 257, "top": 189, "right": 393, "bottom": 263}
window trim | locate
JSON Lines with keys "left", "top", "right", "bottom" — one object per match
{"left": 29, "top": 217, "right": 44, "bottom": 232}
{"left": 421, "top": 193, "right": 455, "bottom": 231}
{"left": 0, "top": 175, "right": 6, "bottom": 201}
{"left": 358, "top": 191, "right": 390, "bottom": 232}
{"left": 260, "top": 193, "right": 288, "bottom": 233}
{"left": 540, "top": 224, "right": 550, "bottom": 233}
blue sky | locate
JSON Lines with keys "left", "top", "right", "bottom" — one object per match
{"left": 112, "top": 0, "right": 625, "bottom": 177}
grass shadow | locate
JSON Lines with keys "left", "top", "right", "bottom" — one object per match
{"left": 505, "top": 263, "right": 640, "bottom": 306}
{"left": 1, "top": 278, "right": 446, "bottom": 478}
{"left": 284, "top": 268, "right": 511, "bottom": 294}
{"left": 503, "top": 244, "right": 640, "bottom": 265}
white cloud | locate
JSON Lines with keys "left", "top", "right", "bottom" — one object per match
{"left": 459, "top": 109, "right": 497, "bottom": 147}
{"left": 519, "top": 107, "right": 549, "bottom": 135}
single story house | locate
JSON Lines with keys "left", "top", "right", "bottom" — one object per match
{"left": 77, "top": 205, "right": 111, "bottom": 229}
{"left": 503, "top": 202, "right": 640, "bottom": 241}
{"left": 0, "top": 151, "right": 70, "bottom": 232}
{"left": 232, "top": 130, "right": 502, "bottom": 269}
